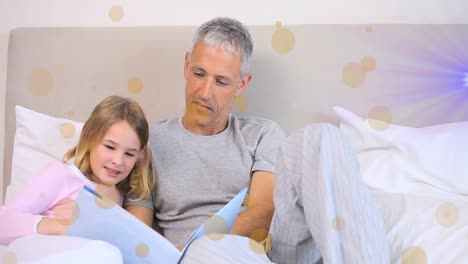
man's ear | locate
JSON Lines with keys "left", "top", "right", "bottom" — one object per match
{"left": 183, "top": 51, "right": 191, "bottom": 80}
{"left": 235, "top": 73, "right": 252, "bottom": 96}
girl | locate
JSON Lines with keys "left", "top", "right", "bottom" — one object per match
{"left": 0, "top": 96, "right": 155, "bottom": 260}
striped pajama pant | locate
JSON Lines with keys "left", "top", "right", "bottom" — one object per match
{"left": 268, "top": 123, "right": 390, "bottom": 264}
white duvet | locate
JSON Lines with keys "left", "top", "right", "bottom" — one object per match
{"left": 372, "top": 190, "right": 468, "bottom": 264}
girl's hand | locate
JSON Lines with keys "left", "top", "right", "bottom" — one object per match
{"left": 51, "top": 198, "right": 77, "bottom": 222}
{"left": 37, "top": 217, "right": 68, "bottom": 235}
{"left": 37, "top": 198, "right": 78, "bottom": 235}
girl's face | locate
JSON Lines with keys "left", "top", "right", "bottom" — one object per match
{"left": 89, "top": 120, "right": 142, "bottom": 186}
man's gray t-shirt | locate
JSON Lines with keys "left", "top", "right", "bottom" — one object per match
{"left": 126, "top": 115, "right": 285, "bottom": 246}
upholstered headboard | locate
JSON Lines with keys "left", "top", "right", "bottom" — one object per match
{"left": 4, "top": 24, "right": 468, "bottom": 199}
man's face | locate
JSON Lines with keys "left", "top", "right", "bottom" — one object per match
{"left": 183, "top": 42, "right": 251, "bottom": 131}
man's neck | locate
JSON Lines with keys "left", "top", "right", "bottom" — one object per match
{"left": 181, "top": 115, "right": 229, "bottom": 136}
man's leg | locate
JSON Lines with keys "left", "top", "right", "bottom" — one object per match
{"left": 181, "top": 235, "right": 273, "bottom": 264}
{"left": 268, "top": 124, "right": 390, "bottom": 264}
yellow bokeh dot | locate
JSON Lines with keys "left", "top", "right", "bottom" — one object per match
{"left": 67, "top": 111, "right": 75, "bottom": 117}
{"left": 365, "top": 26, "right": 373, "bottom": 33}
{"left": 135, "top": 243, "right": 150, "bottom": 258}
{"left": 248, "top": 237, "right": 268, "bottom": 255}
{"left": 203, "top": 215, "right": 228, "bottom": 240}
{"left": 275, "top": 21, "right": 282, "bottom": 28}
{"left": 109, "top": 5, "right": 124, "bottom": 22}
{"left": 93, "top": 196, "right": 118, "bottom": 209}
{"left": 435, "top": 202, "right": 459, "bottom": 227}
{"left": 91, "top": 85, "right": 97, "bottom": 91}
{"left": 60, "top": 122, "right": 76, "bottom": 138}
{"left": 401, "top": 246, "right": 427, "bottom": 264}
{"left": 332, "top": 216, "right": 345, "bottom": 231}
{"left": 361, "top": 56, "right": 376, "bottom": 72}
{"left": 368, "top": 105, "right": 393, "bottom": 131}
{"left": 250, "top": 228, "right": 269, "bottom": 243}
{"left": 342, "top": 62, "right": 365, "bottom": 88}
{"left": 28, "top": 68, "right": 54, "bottom": 96}
{"left": 40, "top": 192, "right": 46, "bottom": 199}
{"left": 234, "top": 95, "right": 249, "bottom": 112}
{"left": 272, "top": 28, "right": 295, "bottom": 54}
{"left": 3, "top": 252, "right": 18, "bottom": 264}
{"left": 54, "top": 202, "right": 80, "bottom": 226}
{"left": 93, "top": 185, "right": 118, "bottom": 209}
{"left": 245, "top": 194, "right": 256, "bottom": 209}
{"left": 128, "top": 77, "right": 144, "bottom": 94}
{"left": 185, "top": 104, "right": 210, "bottom": 123}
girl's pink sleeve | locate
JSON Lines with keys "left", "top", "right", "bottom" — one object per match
{"left": 0, "top": 161, "right": 71, "bottom": 245}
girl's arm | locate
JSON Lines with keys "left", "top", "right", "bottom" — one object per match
{"left": 0, "top": 161, "right": 73, "bottom": 245}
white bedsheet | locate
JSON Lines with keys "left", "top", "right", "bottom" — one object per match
{"left": 372, "top": 190, "right": 468, "bottom": 264}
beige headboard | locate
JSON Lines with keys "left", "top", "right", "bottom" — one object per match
{"left": 4, "top": 25, "right": 468, "bottom": 198}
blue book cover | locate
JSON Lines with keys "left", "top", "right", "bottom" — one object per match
{"left": 66, "top": 185, "right": 248, "bottom": 263}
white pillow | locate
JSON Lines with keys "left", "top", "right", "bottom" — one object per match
{"left": 333, "top": 106, "right": 468, "bottom": 195}
{"left": 5, "top": 106, "right": 83, "bottom": 203}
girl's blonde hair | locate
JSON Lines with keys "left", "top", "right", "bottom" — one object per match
{"left": 64, "top": 95, "right": 155, "bottom": 200}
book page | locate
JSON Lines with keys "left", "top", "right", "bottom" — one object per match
{"left": 67, "top": 186, "right": 248, "bottom": 263}
{"left": 67, "top": 186, "right": 181, "bottom": 263}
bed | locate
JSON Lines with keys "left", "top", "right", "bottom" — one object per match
{"left": 2, "top": 25, "right": 467, "bottom": 263}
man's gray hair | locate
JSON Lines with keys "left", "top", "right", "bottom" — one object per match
{"left": 192, "top": 17, "right": 253, "bottom": 77}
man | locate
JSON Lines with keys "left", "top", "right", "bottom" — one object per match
{"left": 127, "top": 17, "right": 390, "bottom": 264}
{"left": 125, "top": 17, "right": 285, "bottom": 249}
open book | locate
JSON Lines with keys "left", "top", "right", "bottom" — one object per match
{"left": 66, "top": 185, "right": 248, "bottom": 263}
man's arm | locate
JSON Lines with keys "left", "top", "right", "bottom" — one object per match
{"left": 126, "top": 205, "right": 154, "bottom": 227}
{"left": 230, "top": 170, "right": 275, "bottom": 242}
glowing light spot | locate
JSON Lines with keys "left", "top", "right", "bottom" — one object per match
{"left": 60, "top": 122, "right": 76, "bottom": 138}
{"left": 435, "top": 202, "right": 459, "bottom": 227}
{"left": 248, "top": 230, "right": 271, "bottom": 255}
{"left": 250, "top": 228, "right": 269, "bottom": 242}
{"left": 342, "top": 62, "right": 365, "bottom": 88}
{"left": 203, "top": 215, "right": 227, "bottom": 240}
{"left": 109, "top": 5, "right": 124, "bottom": 22}
{"left": 272, "top": 27, "right": 295, "bottom": 54}
{"left": 28, "top": 68, "right": 53, "bottom": 96}
{"left": 332, "top": 216, "right": 345, "bottom": 231}
{"left": 135, "top": 243, "right": 150, "bottom": 258}
{"left": 234, "top": 95, "right": 249, "bottom": 112}
{"left": 128, "top": 77, "right": 144, "bottom": 94}
{"left": 249, "top": 239, "right": 266, "bottom": 255}
{"left": 67, "top": 111, "right": 75, "bottom": 117}
{"left": 401, "top": 246, "right": 427, "bottom": 264}
{"left": 54, "top": 202, "right": 80, "bottom": 226}
{"left": 93, "top": 185, "right": 118, "bottom": 209}
{"left": 3, "top": 251, "right": 18, "bottom": 264}
{"left": 463, "top": 73, "right": 468, "bottom": 87}
{"left": 244, "top": 194, "right": 256, "bottom": 209}
{"left": 361, "top": 56, "right": 376, "bottom": 72}
{"left": 368, "top": 106, "right": 392, "bottom": 131}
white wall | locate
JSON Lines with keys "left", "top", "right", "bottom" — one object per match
{"left": 1, "top": 0, "right": 468, "bottom": 204}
